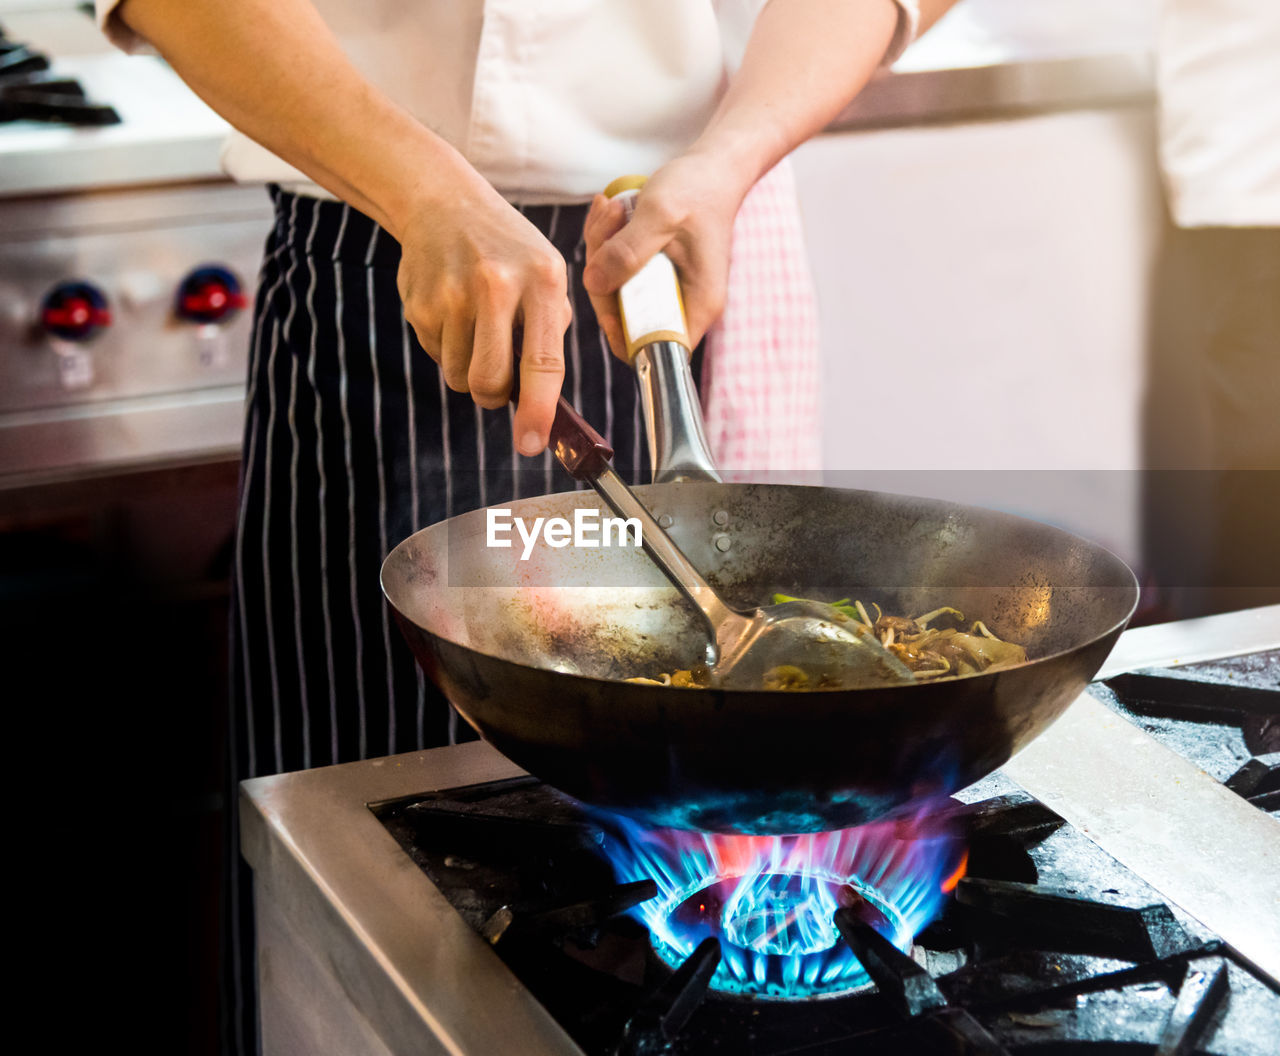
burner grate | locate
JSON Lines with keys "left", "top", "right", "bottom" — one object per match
{"left": 1101, "top": 650, "right": 1280, "bottom": 792}
{"left": 373, "top": 780, "right": 1280, "bottom": 1055}
{"left": 0, "top": 31, "right": 121, "bottom": 126}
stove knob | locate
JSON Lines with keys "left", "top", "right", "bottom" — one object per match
{"left": 40, "top": 280, "right": 112, "bottom": 342}
{"left": 176, "top": 265, "right": 248, "bottom": 324}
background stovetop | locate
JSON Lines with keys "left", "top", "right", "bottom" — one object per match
{"left": 1096, "top": 652, "right": 1278, "bottom": 809}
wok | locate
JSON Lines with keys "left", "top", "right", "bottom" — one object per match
{"left": 385, "top": 198, "right": 1136, "bottom": 833}
{"left": 382, "top": 476, "right": 1138, "bottom": 834}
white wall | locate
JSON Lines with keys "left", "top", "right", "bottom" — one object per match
{"left": 792, "top": 106, "right": 1163, "bottom": 567}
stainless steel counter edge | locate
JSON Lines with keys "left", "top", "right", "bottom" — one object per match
{"left": 241, "top": 742, "right": 588, "bottom": 1056}
{"left": 239, "top": 605, "right": 1278, "bottom": 1056}
{"left": 827, "top": 51, "right": 1153, "bottom": 132}
{"left": 0, "top": 385, "right": 246, "bottom": 485}
{"left": 0, "top": 131, "right": 230, "bottom": 199}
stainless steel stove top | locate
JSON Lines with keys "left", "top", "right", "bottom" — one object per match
{"left": 241, "top": 606, "right": 1280, "bottom": 1055}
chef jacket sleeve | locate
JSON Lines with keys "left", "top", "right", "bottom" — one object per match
{"left": 884, "top": 0, "right": 921, "bottom": 65}
{"left": 94, "top": 0, "right": 156, "bottom": 55}
{"left": 716, "top": 1, "right": 921, "bottom": 68}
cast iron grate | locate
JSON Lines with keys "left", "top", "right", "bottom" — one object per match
{"left": 1100, "top": 650, "right": 1280, "bottom": 817}
{"left": 0, "top": 29, "right": 121, "bottom": 126}
{"left": 373, "top": 779, "right": 1280, "bottom": 1055}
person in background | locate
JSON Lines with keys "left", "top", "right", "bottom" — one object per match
{"left": 1144, "top": 0, "right": 1280, "bottom": 618}
{"left": 93, "top": 0, "right": 962, "bottom": 1052}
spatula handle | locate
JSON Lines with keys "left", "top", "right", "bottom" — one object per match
{"left": 509, "top": 330, "right": 613, "bottom": 481}
{"left": 510, "top": 336, "right": 734, "bottom": 645}
{"left": 548, "top": 395, "right": 614, "bottom": 481}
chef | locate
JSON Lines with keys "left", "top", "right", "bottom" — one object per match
{"left": 94, "top": 0, "right": 957, "bottom": 1051}
{"left": 1144, "top": 0, "right": 1280, "bottom": 618}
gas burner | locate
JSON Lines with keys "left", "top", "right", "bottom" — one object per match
{"left": 0, "top": 32, "right": 121, "bottom": 126}
{"left": 649, "top": 870, "right": 903, "bottom": 998}
{"left": 371, "top": 759, "right": 1280, "bottom": 1054}
{"left": 596, "top": 815, "right": 966, "bottom": 1000}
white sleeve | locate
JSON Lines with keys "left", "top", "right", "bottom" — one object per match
{"left": 715, "top": 0, "right": 922, "bottom": 71}
{"left": 94, "top": 0, "right": 156, "bottom": 55}
{"left": 883, "top": 0, "right": 921, "bottom": 66}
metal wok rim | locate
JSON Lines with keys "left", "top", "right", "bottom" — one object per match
{"left": 380, "top": 484, "right": 1141, "bottom": 698}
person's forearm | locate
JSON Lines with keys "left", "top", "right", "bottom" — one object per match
{"left": 116, "top": 0, "right": 576, "bottom": 454}
{"left": 687, "top": 0, "right": 959, "bottom": 200}
{"left": 115, "top": 0, "right": 481, "bottom": 239}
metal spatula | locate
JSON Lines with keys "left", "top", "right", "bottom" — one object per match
{"left": 529, "top": 175, "right": 911, "bottom": 689}
{"left": 543, "top": 396, "right": 911, "bottom": 689}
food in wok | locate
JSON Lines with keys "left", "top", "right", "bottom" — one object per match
{"left": 625, "top": 596, "right": 1027, "bottom": 690}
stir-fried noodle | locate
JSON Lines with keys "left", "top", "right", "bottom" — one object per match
{"left": 624, "top": 596, "right": 1027, "bottom": 690}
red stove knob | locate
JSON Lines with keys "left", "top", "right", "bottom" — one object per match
{"left": 40, "top": 281, "right": 112, "bottom": 342}
{"left": 177, "top": 266, "right": 248, "bottom": 324}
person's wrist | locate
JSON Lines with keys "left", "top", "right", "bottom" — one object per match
{"left": 680, "top": 132, "right": 768, "bottom": 212}
{"left": 366, "top": 131, "right": 486, "bottom": 243}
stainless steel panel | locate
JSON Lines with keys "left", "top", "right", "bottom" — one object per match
{"left": 241, "top": 742, "right": 586, "bottom": 1056}
{"left": 0, "top": 187, "right": 272, "bottom": 413}
{"left": 0, "top": 182, "right": 271, "bottom": 477}
{"left": 0, "top": 386, "right": 244, "bottom": 482}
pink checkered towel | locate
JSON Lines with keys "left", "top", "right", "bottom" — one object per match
{"left": 700, "top": 156, "right": 823, "bottom": 479}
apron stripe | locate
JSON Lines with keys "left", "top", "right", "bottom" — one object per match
{"left": 366, "top": 263, "right": 396, "bottom": 754}
{"left": 402, "top": 318, "right": 420, "bottom": 532}
{"left": 474, "top": 403, "right": 487, "bottom": 509}
{"left": 598, "top": 325, "right": 615, "bottom": 450}
{"left": 331, "top": 201, "right": 350, "bottom": 263}
{"left": 335, "top": 251, "right": 368, "bottom": 760}
{"left": 568, "top": 256, "right": 583, "bottom": 433}
{"left": 508, "top": 403, "right": 520, "bottom": 499}
{"left": 261, "top": 318, "right": 282, "bottom": 774}
{"left": 401, "top": 316, "right": 420, "bottom": 754}
{"left": 287, "top": 350, "right": 310, "bottom": 769}
{"left": 290, "top": 203, "right": 322, "bottom": 769}
{"left": 304, "top": 223, "right": 339, "bottom": 767}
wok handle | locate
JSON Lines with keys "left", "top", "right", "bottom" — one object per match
{"left": 603, "top": 176, "right": 721, "bottom": 485}
{"left": 602, "top": 174, "right": 693, "bottom": 360}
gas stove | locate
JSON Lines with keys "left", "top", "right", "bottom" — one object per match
{"left": 240, "top": 607, "right": 1280, "bottom": 1055}
{"left": 0, "top": 3, "right": 270, "bottom": 483}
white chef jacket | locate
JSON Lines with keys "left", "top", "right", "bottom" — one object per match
{"left": 97, "top": 0, "right": 920, "bottom": 205}
{"left": 1156, "top": 0, "right": 1280, "bottom": 226}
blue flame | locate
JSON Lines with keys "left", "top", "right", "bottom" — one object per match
{"left": 596, "top": 812, "right": 964, "bottom": 999}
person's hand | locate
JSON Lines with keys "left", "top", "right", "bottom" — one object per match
{"left": 581, "top": 151, "right": 745, "bottom": 361}
{"left": 396, "top": 177, "right": 572, "bottom": 456}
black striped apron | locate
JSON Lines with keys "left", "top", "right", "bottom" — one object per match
{"left": 222, "top": 187, "right": 687, "bottom": 1054}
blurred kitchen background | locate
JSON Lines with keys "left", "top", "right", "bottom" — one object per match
{"left": 1, "top": 0, "right": 1269, "bottom": 1052}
